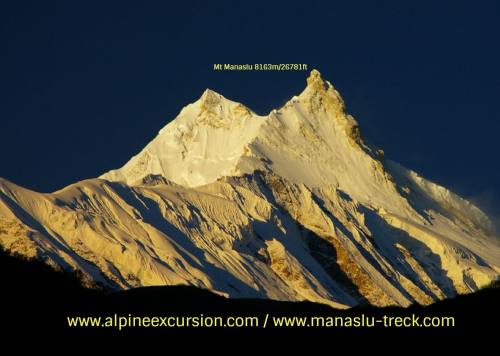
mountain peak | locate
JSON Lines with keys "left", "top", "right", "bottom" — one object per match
{"left": 306, "top": 69, "right": 325, "bottom": 87}
{"left": 306, "top": 69, "right": 331, "bottom": 93}
{"left": 197, "top": 88, "right": 256, "bottom": 123}
{"left": 299, "top": 69, "right": 344, "bottom": 114}
{"left": 200, "top": 88, "right": 224, "bottom": 107}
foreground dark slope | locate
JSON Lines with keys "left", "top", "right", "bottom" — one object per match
{"left": 2, "top": 248, "right": 498, "bottom": 338}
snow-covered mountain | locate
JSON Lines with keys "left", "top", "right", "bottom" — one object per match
{"left": 1, "top": 70, "right": 499, "bottom": 308}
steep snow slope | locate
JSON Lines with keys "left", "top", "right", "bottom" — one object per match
{"left": 0, "top": 176, "right": 354, "bottom": 308}
{"left": 240, "top": 70, "right": 413, "bottom": 214}
{"left": 101, "top": 89, "right": 265, "bottom": 187}
{"left": 1, "top": 70, "right": 499, "bottom": 308}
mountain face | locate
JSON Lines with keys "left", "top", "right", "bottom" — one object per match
{"left": 1, "top": 70, "right": 499, "bottom": 308}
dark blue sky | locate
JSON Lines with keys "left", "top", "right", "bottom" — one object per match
{"left": 1, "top": 0, "right": 499, "bottom": 219}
